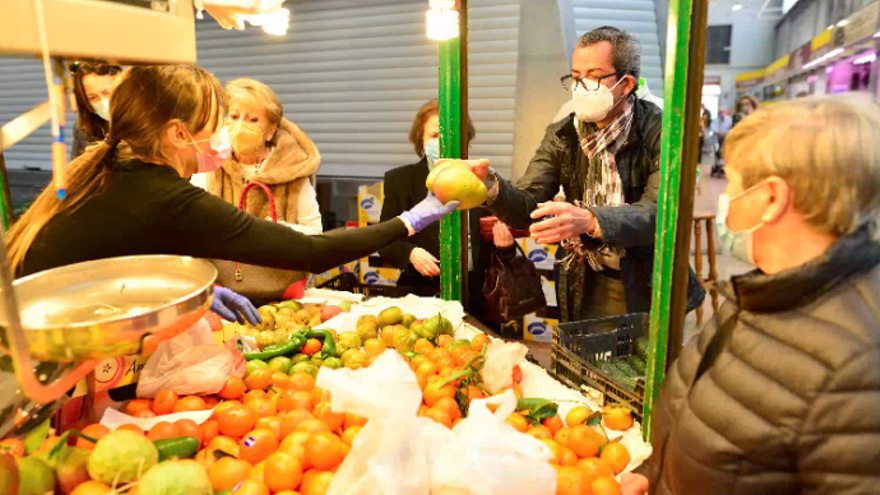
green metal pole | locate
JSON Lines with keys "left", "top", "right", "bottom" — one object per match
{"left": 438, "top": 35, "right": 463, "bottom": 302}
{"left": 0, "top": 153, "right": 12, "bottom": 230}
{"left": 644, "top": 0, "right": 708, "bottom": 441}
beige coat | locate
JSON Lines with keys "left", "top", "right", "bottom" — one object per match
{"left": 206, "top": 118, "right": 320, "bottom": 222}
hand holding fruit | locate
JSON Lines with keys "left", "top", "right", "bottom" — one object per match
{"left": 212, "top": 287, "right": 262, "bottom": 326}
{"left": 410, "top": 248, "right": 441, "bottom": 277}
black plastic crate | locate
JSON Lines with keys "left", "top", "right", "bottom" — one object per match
{"left": 550, "top": 313, "right": 648, "bottom": 421}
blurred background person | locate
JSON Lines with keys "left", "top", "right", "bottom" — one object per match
{"left": 69, "top": 61, "right": 123, "bottom": 159}
{"left": 635, "top": 94, "right": 880, "bottom": 495}
{"left": 732, "top": 94, "right": 760, "bottom": 127}
{"left": 193, "top": 77, "right": 322, "bottom": 235}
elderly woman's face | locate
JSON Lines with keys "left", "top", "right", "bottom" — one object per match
{"left": 227, "top": 102, "right": 275, "bottom": 139}
{"left": 423, "top": 114, "right": 440, "bottom": 148}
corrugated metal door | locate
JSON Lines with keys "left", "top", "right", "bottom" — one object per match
{"left": 195, "top": 0, "right": 520, "bottom": 179}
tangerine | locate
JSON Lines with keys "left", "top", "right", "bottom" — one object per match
{"left": 599, "top": 442, "right": 631, "bottom": 474}
{"left": 117, "top": 424, "right": 144, "bottom": 436}
{"left": 576, "top": 457, "right": 615, "bottom": 484}
{"left": 555, "top": 465, "right": 590, "bottom": 495}
{"left": 343, "top": 413, "right": 368, "bottom": 430}
{"left": 592, "top": 476, "right": 623, "bottom": 495}
{"left": 301, "top": 338, "right": 322, "bottom": 356}
{"left": 560, "top": 446, "right": 579, "bottom": 466}
{"left": 255, "top": 416, "right": 282, "bottom": 439}
{"left": 208, "top": 456, "right": 252, "bottom": 491}
{"left": 565, "top": 406, "right": 591, "bottom": 427}
{"left": 288, "top": 372, "right": 316, "bottom": 392}
{"left": 173, "top": 418, "right": 204, "bottom": 445}
{"left": 301, "top": 470, "right": 334, "bottom": 495}
{"left": 470, "top": 334, "right": 489, "bottom": 352}
{"left": 304, "top": 432, "right": 345, "bottom": 470}
{"left": 281, "top": 409, "right": 316, "bottom": 438}
{"left": 152, "top": 389, "right": 179, "bottom": 415}
{"left": 424, "top": 407, "right": 453, "bottom": 428}
{"left": 505, "top": 412, "right": 529, "bottom": 433}
{"left": 423, "top": 381, "right": 455, "bottom": 407}
{"left": 527, "top": 425, "right": 553, "bottom": 441}
{"left": 311, "top": 388, "right": 331, "bottom": 409}
{"left": 264, "top": 452, "right": 303, "bottom": 493}
{"left": 123, "top": 399, "right": 152, "bottom": 416}
{"left": 433, "top": 396, "right": 462, "bottom": 421}
{"left": 541, "top": 439, "right": 564, "bottom": 465}
{"left": 173, "top": 395, "right": 207, "bottom": 413}
{"left": 207, "top": 435, "right": 240, "bottom": 458}
{"left": 340, "top": 426, "right": 361, "bottom": 446}
{"left": 147, "top": 421, "right": 180, "bottom": 441}
{"left": 436, "top": 335, "right": 454, "bottom": 347}
{"left": 602, "top": 405, "right": 634, "bottom": 431}
{"left": 232, "top": 479, "right": 270, "bottom": 495}
{"left": 243, "top": 390, "right": 269, "bottom": 405}
{"left": 313, "top": 402, "right": 344, "bottom": 432}
{"left": 246, "top": 368, "right": 274, "bottom": 390}
{"left": 568, "top": 425, "right": 603, "bottom": 458}
{"left": 133, "top": 409, "right": 157, "bottom": 419}
{"left": 413, "top": 338, "right": 435, "bottom": 355}
{"left": 217, "top": 405, "right": 258, "bottom": 437}
{"left": 554, "top": 427, "right": 572, "bottom": 448}
{"left": 77, "top": 424, "right": 110, "bottom": 451}
{"left": 278, "top": 390, "right": 314, "bottom": 412}
{"left": 200, "top": 419, "right": 219, "bottom": 447}
{"left": 203, "top": 395, "right": 221, "bottom": 409}
{"left": 295, "top": 419, "right": 332, "bottom": 436}
{"left": 247, "top": 399, "right": 277, "bottom": 418}
{"left": 239, "top": 429, "right": 279, "bottom": 465}
{"left": 543, "top": 414, "right": 564, "bottom": 435}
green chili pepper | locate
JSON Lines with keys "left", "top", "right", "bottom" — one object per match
{"left": 243, "top": 335, "right": 306, "bottom": 360}
{"left": 154, "top": 436, "right": 200, "bottom": 461}
{"left": 306, "top": 329, "right": 336, "bottom": 359}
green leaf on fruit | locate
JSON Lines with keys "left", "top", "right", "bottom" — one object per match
{"left": 586, "top": 410, "right": 603, "bottom": 428}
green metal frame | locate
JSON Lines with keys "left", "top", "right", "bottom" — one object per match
{"left": 0, "top": 153, "right": 12, "bottom": 230}
{"left": 644, "top": 0, "right": 708, "bottom": 441}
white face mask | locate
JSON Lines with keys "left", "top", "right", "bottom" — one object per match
{"left": 92, "top": 98, "right": 111, "bottom": 122}
{"left": 572, "top": 75, "right": 628, "bottom": 123}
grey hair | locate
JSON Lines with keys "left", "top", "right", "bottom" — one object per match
{"left": 577, "top": 26, "right": 641, "bottom": 81}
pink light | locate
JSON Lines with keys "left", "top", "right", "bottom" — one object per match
{"left": 854, "top": 53, "right": 877, "bottom": 65}
{"left": 807, "top": 75, "right": 819, "bottom": 83}
{"left": 826, "top": 67, "right": 834, "bottom": 74}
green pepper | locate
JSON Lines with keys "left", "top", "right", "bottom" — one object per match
{"left": 243, "top": 335, "right": 306, "bottom": 360}
{"left": 306, "top": 329, "right": 337, "bottom": 359}
{"left": 154, "top": 436, "right": 200, "bottom": 461}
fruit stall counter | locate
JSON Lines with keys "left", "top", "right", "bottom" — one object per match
{"left": 0, "top": 291, "right": 651, "bottom": 495}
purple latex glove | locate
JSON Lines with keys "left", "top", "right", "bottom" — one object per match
{"left": 211, "top": 286, "right": 262, "bottom": 326}
{"left": 399, "top": 192, "right": 460, "bottom": 233}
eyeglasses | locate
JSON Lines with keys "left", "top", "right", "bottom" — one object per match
{"left": 560, "top": 71, "right": 624, "bottom": 92}
{"left": 68, "top": 61, "right": 122, "bottom": 76}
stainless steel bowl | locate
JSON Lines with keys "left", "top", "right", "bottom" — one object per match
{"left": 0, "top": 256, "right": 217, "bottom": 362}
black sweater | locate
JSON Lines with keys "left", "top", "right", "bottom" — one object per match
{"left": 18, "top": 159, "right": 408, "bottom": 277}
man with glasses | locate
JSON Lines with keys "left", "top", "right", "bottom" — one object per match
{"left": 472, "top": 26, "right": 704, "bottom": 322}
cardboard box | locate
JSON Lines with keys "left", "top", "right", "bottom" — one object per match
{"left": 524, "top": 238, "right": 558, "bottom": 270}
{"left": 541, "top": 275, "right": 557, "bottom": 308}
{"left": 314, "top": 261, "right": 359, "bottom": 286}
{"left": 524, "top": 313, "right": 558, "bottom": 343}
{"left": 360, "top": 259, "right": 401, "bottom": 286}
{"left": 357, "top": 182, "right": 384, "bottom": 226}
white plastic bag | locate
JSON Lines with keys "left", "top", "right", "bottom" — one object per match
{"left": 481, "top": 341, "right": 529, "bottom": 394}
{"left": 136, "top": 320, "right": 239, "bottom": 398}
{"left": 432, "top": 390, "right": 557, "bottom": 495}
{"left": 316, "top": 351, "right": 451, "bottom": 495}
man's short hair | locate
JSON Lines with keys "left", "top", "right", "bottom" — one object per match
{"left": 577, "top": 26, "right": 641, "bottom": 81}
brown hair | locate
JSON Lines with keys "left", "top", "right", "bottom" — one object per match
{"left": 408, "top": 99, "right": 476, "bottom": 156}
{"left": 225, "top": 78, "right": 283, "bottom": 145}
{"left": 735, "top": 94, "right": 760, "bottom": 115}
{"left": 7, "top": 65, "right": 223, "bottom": 273}
{"left": 70, "top": 61, "right": 123, "bottom": 140}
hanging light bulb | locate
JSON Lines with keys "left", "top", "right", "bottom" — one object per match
{"left": 427, "top": 0, "right": 459, "bottom": 41}
{"left": 242, "top": 7, "right": 291, "bottom": 36}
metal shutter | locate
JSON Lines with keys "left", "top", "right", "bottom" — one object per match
{"left": 195, "top": 0, "right": 520, "bottom": 179}
{"left": 0, "top": 58, "right": 75, "bottom": 170}
{"left": 568, "top": 0, "right": 664, "bottom": 95}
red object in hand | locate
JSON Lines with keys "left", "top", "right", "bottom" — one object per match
{"left": 479, "top": 216, "right": 529, "bottom": 242}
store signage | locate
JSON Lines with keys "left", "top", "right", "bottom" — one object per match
{"left": 835, "top": 1, "right": 880, "bottom": 48}
{"left": 735, "top": 69, "right": 765, "bottom": 90}
{"left": 789, "top": 42, "right": 812, "bottom": 70}
{"left": 704, "top": 75, "right": 722, "bottom": 85}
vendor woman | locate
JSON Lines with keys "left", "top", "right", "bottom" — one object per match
{"left": 6, "top": 66, "right": 457, "bottom": 289}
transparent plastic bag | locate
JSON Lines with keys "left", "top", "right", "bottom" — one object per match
{"left": 136, "top": 320, "right": 242, "bottom": 398}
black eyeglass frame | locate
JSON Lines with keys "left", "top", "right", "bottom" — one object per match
{"left": 560, "top": 71, "right": 625, "bottom": 92}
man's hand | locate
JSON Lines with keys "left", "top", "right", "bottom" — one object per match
{"left": 529, "top": 201, "right": 596, "bottom": 244}
{"left": 620, "top": 473, "right": 649, "bottom": 495}
{"left": 468, "top": 159, "right": 491, "bottom": 183}
{"left": 410, "top": 247, "right": 441, "bottom": 277}
{"left": 492, "top": 220, "right": 515, "bottom": 248}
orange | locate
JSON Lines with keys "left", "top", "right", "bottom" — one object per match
{"left": 437, "top": 335, "right": 453, "bottom": 347}
{"left": 123, "top": 398, "right": 152, "bottom": 416}
{"left": 243, "top": 390, "right": 269, "bottom": 405}
{"left": 289, "top": 372, "right": 317, "bottom": 392}
{"left": 152, "top": 389, "right": 179, "bottom": 415}
{"left": 249, "top": 460, "right": 266, "bottom": 480}
{"left": 554, "top": 427, "right": 572, "bottom": 448}
{"left": 527, "top": 425, "right": 553, "bottom": 441}
{"left": 233, "top": 479, "right": 270, "bottom": 495}
{"left": 429, "top": 348, "right": 452, "bottom": 363}
{"left": 278, "top": 390, "right": 314, "bottom": 412}
{"left": 173, "top": 418, "right": 204, "bottom": 445}
{"left": 200, "top": 419, "right": 219, "bottom": 447}
{"left": 470, "top": 334, "right": 489, "bottom": 352}
{"left": 592, "top": 476, "right": 623, "bottom": 495}
{"left": 343, "top": 413, "right": 368, "bottom": 430}
{"left": 133, "top": 409, "right": 157, "bottom": 419}
{"left": 305, "top": 432, "right": 345, "bottom": 470}
{"left": 560, "top": 446, "right": 579, "bottom": 466}
{"left": 77, "top": 424, "right": 110, "bottom": 451}
{"left": 313, "top": 402, "right": 345, "bottom": 432}
{"left": 147, "top": 421, "right": 180, "bottom": 441}
{"left": 272, "top": 372, "right": 294, "bottom": 390}
{"left": 602, "top": 405, "right": 634, "bottom": 431}
{"left": 301, "top": 338, "right": 322, "bottom": 356}
{"left": 543, "top": 414, "right": 564, "bottom": 435}
{"left": 575, "top": 457, "right": 615, "bottom": 484}
{"left": 416, "top": 361, "right": 438, "bottom": 377}
{"left": 207, "top": 435, "right": 240, "bottom": 458}
{"left": 567, "top": 425, "right": 602, "bottom": 459}
{"left": 424, "top": 407, "right": 453, "bottom": 428}
{"left": 239, "top": 429, "right": 279, "bottom": 465}
{"left": 555, "top": 465, "right": 590, "bottom": 495}
{"left": 217, "top": 405, "right": 258, "bottom": 437}
{"left": 599, "top": 442, "right": 631, "bottom": 474}
{"left": 117, "top": 424, "right": 144, "bottom": 436}
{"left": 0, "top": 438, "right": 24, "bottom": 457}
{"left": 340, "top": 426, "right": 361, "bottom": 447}
{"left": 450, "top": 346, "right": 471, "bottom": 366}
{"left": 208, "top": 456, "right": 252, "bottom": 491}
{"left": 295, "top": 419, "right": 332, "bottom": 436}
{"left": 278, "top": 431, "right": 312, "bottom": 470}
{"left": 173, "top": 395, "right": 207, "bottom": 413}
{"left": 423, "top": 381, "right": 455, "bottom": 407}
{"left": 281, "top": 409, "right": 316, "bottom": 438}
{"left": 412, "top": 355, "right": 432, "bottom": 369}
{"left": 541, "top": 439, "right": 564, "bottom": 465}
{"left": 70, "top": 481, "right": 113, "bottom": 495}
{"left": 246, "top": 368, "right": 274, "bottom": 391}
{"left": 413, "top": 338, "right": 435, "bottom": 356}
{"left": 505, "top": 412, "right": 529, "bottom": 433}
{"left": 364, "top": 338, "right": 387, "bottom": 357}
{"left": 255, "top": 416, "right": 282, "bottom": 439}
{"left": 213, "top": 400, "right": 242, "bottom": 418}
{"left": 565, "top": 406, "right": 591, "bottom": 427}
{"left": 264, "top": 452, "right": 304, "bottom": 493}
{"left": 301, "top": 470, "right": 334, "bottom": 495}
{"left": 311, "top": 388, "right": 331, "bottom": 409}
{"left": 434, "top": 355, "right": 456, "bottom": 370}
{"left": 203, "top": 395, "right": 221, "bottom": 409}
{"left": 415, "top": 370, "right": 431, "bottom": 390}
{"left": 247, "top": 399, "right": 277, "bottom": 419}
{"left": 433, "top": 396, "right": 462, "bottom": 421}
{"left": 380, "top": 326, "right": 395, "bottom": 346}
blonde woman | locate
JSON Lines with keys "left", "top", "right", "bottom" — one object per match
{"left": 193, "top": 78, "right": 322, "bottom": 234}
{"left": 626, "top": 95, "right": 880, "bottom": 495}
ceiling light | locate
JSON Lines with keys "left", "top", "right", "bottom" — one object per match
{"left": 837, "top": 19, "right": 849, "bottom": 27}
{"left": 853, "top": 53, "right": 877, "bottom": 65}
{"left": 732, "top": 3, "right": 743, "bottom": 11}
{"left": 426, "top": 0, "right": 459, "bottom": 41}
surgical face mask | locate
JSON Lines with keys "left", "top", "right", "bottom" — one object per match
{"left": 229, "top": 121, "right": 267, "bottom": 158}
{"left": 186, "top": 126, "right": 231, "bottom": 174}
{"left": 715, "top": 183, "right": 767, "bottom": 265}
{"left": 92, "top": 98, "right": 111, "bottom": 122}
{"left": 424, "top": 138, "right": 440, "bottom": 167}
{"left": 572, "top": 75, "right": 628, "bottom": 123}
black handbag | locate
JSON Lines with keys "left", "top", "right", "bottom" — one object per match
{"left": 481, "top": 242, "right": 547, "bottom": 324}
